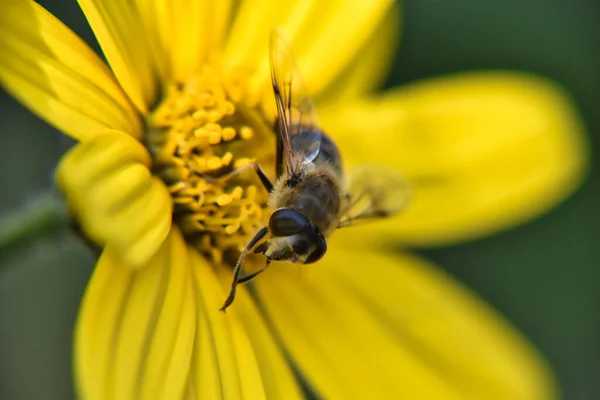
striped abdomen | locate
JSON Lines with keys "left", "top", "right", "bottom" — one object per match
{"left": 290, "top": 126, "right": 343, "bottom": 175}
{"left": 289, "top": 128, "right": 344, "bottom": 236}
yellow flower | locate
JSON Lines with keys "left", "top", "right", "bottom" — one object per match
{"left": 0, "top": 0, "right": 587, "bottom": 399}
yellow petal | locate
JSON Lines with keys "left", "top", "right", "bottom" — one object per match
{"left": 293, "top": 0, "right": 393, "bottom": 94}
{"left": 227, "top": 0, "right": 392, "bottom": 97}
{"left": 136, "top": 0, "right": 233, "bottom": 83}
{"left": 127, "top": 0, "right": 169, "bottom": 81}
{"left": 317, "top": 5, "right": 402, "bottom": 102}
{"left": 186, "top": 249, "right": 304, "bottom": 399}
{"left": 255, "top": 247, "right": 556, "bottom": 399}
{"left": 224, "top": 0, "right": 310, "bottom": 73}
{"left": 138, "top": 229, "right": 196, "bottom": 400}
{"left": 56, "top": 131, "right": 172, "bottom": 267}
{"left": 77, "top": 0, "right": 158, "bottom": 112}
{"left": 0, "top": 0, "right": 140, "bottom": 140}
{"left": 75, "top": 229, "right": 196, "bottom": 400}
{"left": 321, "top": 73, "right": 588, "bottom": 246}
{"left": 171, "top": 0, "right": 233, "bottom": 82}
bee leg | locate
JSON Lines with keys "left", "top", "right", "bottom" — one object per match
{"left": 202, "top": 162, "right": 273, "bottom": 192}
{"left": 251, "top": 163, "right": 274, "bottom": 192}
{"left": 220, "top": 227, "right": 269, "bottom": 312}
{"left": 238, "top": 260, "right": 271, "bottom": 284}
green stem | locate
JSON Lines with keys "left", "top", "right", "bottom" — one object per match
{"left": 0, "top": 192, "right": 68, "bottom": 252}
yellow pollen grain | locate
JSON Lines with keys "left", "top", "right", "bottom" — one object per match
{"left": 222, "top": 127, "right": 236, "bottom": 141}
{"left": 168, "top": 182, "right": 187, "bottom": 194}
{"left": 205, "top": 122, "right": 221, "bottom": 132}
{"left": 221, "top": 152, "right": 233, "bottom": 166}
{"left": 208, "top": 131, "right": 222, "bottom": 144}
{"left": 234, "top": 158, "right": 255, "bottom": 169}
{"left": 222, "top": 101, "right": 235, "bottom": 116}
{"left": 174, "top": 197, "right": 194, "bottom": 205}
{"left": 193, "top": 128, "right": 207, "bottom": 138}
{"left": 240, "top": 126, "right": 254, "bottom": 140}
{"left": 216, "top": 194, "right": 233, "bottom": 206}
{"left": 225, "top": 223, "right": 240, "bottom": 235}
{"left": 230, "top": 186, "right": 243, "bottom": 199}
{"left": 207, "top": 156, "right": 223, "bottom": 170}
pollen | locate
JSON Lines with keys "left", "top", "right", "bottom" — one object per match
{"left": 146, "top": 65, "right": 273, "bottom": 264}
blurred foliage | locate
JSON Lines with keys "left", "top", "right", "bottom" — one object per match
{"left": 0, "top": 1, "right": 598, "bottom": 399}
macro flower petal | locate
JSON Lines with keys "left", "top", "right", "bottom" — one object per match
{"left": 77, "top": 0, "right": 158, "bottom": 112}
{"left": 227, "top": 0, "right": 393, "bottom": 97}
{"left": 186, "top": 249, "right": 303, "bottom": 399}
{"left": 137, "top": 0, "right": 233, "bottom": 82}
{"left": 56, "top": 131, "right": 172, "bottom": 268}
{"left": 294, "top": 0, "right": 393, "bottom": 94}
{"left": 0, "top": 0, "right": 140, "bottom": 140}
{"left": 321, "top": 73, "right": 588, "bottom": 246}
{"left": 317, "top": 6, "right": 401, "bottom": 102}
{"left": 75, "top": 229, "right": 196, "bottom": 400}
{"left": 224, "top": 0, "right": 312, "bottom": 82}
{"left": 255, "top": 247, "right": 556, "bottom": 399}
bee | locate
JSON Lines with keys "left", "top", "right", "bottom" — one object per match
{"left": 219, "top": 30, "right": 409, "bottom": 311}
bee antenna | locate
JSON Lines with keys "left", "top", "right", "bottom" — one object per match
{"left": 220, "top": 227, "right": 269, "bottom": 312}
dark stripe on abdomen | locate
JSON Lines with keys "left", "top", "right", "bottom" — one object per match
{"left": 293, "top": 174, "right": 341, "bottom": 234}
{"left": 291, "top": 126, "right": 343, "bottom": 174}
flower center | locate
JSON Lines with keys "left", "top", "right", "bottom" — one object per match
{"left": 146, "top": 65, "right": 274, "bottom": 265}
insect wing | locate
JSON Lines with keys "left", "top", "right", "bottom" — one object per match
{"left": 270, "top": 30, "right": 321, "bottom": 176}
{"left": 339, "top": 165, "right": 410, "bottom": 228}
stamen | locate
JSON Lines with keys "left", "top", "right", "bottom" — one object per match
{"left": 146, "top": 65, "right": 272, "bottom": 264}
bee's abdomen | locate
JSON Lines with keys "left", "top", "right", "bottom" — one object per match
{"left": 291, "top": 127, "right": 343, "bottom": 174}
{"left": 315, "top": 133, "right": 343, "bottom": 174}
{"left": 293, "top": 174, "right": 341, "bottom": 236}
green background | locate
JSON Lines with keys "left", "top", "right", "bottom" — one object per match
{"left": 0, "top": 1, "right": 598, "bottom": 399}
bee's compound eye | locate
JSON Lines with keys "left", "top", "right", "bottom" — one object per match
{"left": 269, "top": 208, "right": 309, "bottom": 236}
{"left": 292, "top": 238, "right": 310, "bottom": 255}
{"left": 304, "top": 234, "right": 327, "bottom": 264}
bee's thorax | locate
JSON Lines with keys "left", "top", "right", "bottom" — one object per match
{"left": 271, "top": 162, "right": 343, "bottom": 238}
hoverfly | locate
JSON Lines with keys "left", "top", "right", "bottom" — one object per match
{"left": 219, "top": 30, "right": 409, "bottom": 311}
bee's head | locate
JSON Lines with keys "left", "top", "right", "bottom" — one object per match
{"left": 261, "top": 208, "right": 327, "bottom": 264}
